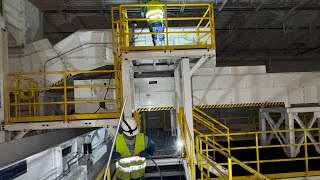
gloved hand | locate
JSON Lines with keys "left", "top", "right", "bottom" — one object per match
{"left": 112, "top": 152, "right": 121, "bottom": 159}
{"left": 138, "top": 150, "right": 148, "bottom": 158}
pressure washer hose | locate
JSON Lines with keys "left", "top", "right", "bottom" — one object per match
{"left": 150, "top": 158, "right": 163, "bottom": 180}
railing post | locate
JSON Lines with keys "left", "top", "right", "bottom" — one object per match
{"left": 5, "top": 75, "right": 10, "bottom": 123}
{"left": 199, "top": 138, "right": 204, "bottom": 180}
{"left": 255, "top": 133, "right": 260, "bottom": 172}
{"left": 63, "top": 72, "right": 67, "bottom": 121}
{"left": 205, "top": 136, "right": 210, "bottom": 178}
{"left": 227, "top": 130, "right": 232, "bottom": 180}
{"left": 165, "top": 4, "right": 168, "bottom": 48}
{"left": 210, "top": 3, "right": 215, "bottom": 48}
{"left": 304, "top": 129, "right": 309, "bottom": 177}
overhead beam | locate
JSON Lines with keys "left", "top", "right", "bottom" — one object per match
{"left": 218, "top": 0, "right": 230, "bottom": 11}
{"left": 96, "top": 0, "right": 109, "bottom": 26}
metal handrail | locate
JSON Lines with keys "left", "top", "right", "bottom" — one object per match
{"left": 112, "top": 3, "right": 216, "bottom": 52}
{"left": 6, "top": 70, "right": 122, "bottom": 123}
{"left": 197, "top": 135, "right": 271, "bottom": 180}
{"left": 198, "top": 128, "right": 320, "bottom": 179}
{"left": 177, "top": 108, "right": 195, "bottom": 180}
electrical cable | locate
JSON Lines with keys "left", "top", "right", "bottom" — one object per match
{"left": 93, "top": 73, "right": 113, "bottom": 114}
{"left": 54, "top": 153, "right": 85, "bottom": 180}
{"left": 94, "top": 22, "right": 148, "bottom": 114}
{"left": 118, "top": 22, "right": 147, "bottom": 57}
{"left": 178, "top": 156, "right": 182, "bottom": 180}
{"left": 150, "top": 158, "right": 163, "bottom": 180}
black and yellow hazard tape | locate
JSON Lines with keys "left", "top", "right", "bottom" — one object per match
{"left": 136, "top": 102, "right": 285, "bottom": 112}
{"left": 49, "top": 74, "right": 73, "bottom": 87}
{"left": 137, "top": 106, "right": 175, "bottom": 112}
{"left": 195, "top": 102, "right": 285, "bottom": 109}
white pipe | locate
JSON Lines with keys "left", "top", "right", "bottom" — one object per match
{"left": 103, "top": 96, "right": 128, "bottom": 180}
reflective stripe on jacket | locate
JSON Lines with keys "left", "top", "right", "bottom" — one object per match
{"left": 146, "top": 0, "right": 164, "bottom": 24}
{"left": 115, "top": 133, "right": 146, "bottom": 179}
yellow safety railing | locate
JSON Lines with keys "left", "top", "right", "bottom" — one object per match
{"left": 196, "top": 134, "right": 270, "bottom": 180}
{"left": 112, "top": 3, "right": 216, "bottom": 52}
{"left": 199, "top": 128, "right": 320, "bottom": 179}
{"left": 6, "top": 70, "right": 122, "bottom": 123}
{"left": 193, "top": 108, "right": 233, "bottom": 179}
{"left": 177, "top": 108, "right": 195, "bottom": 180}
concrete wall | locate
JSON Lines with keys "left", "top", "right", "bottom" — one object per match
{"left": 134, "top": 66, "right": 320, "bottom": 108}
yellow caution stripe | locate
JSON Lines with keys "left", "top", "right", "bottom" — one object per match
{"left": 137, "top": 107, "right": 175, "bottom": 112}
{"left": 49, "top": 74, "right": 73, "bottom": 87}
{"left": 195, "top": 102, "right": 285, "bottom": 109}
{"left": 136, "top": 102, "right": 285, "bottom": 112}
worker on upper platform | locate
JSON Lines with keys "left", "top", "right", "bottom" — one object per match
{"left": 141, "top": 0, "right": 165, "bottom": 46}
{"left": 112, "top": 117, "right": 155, "bottom": 180}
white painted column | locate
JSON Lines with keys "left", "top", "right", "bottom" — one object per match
{"left": 181, "top": 58, "right": 195, "bottom": 180}
{"left": 181, "top": 58, "right": 194, "bottom": 142}
{"left": 174, "top": 63, "right": 181, "bottom": 112}
{"left": 0, "top": 21, "right": 8, "bottom": 142}
{"left": 259, "top": 109, "right": 267, "bottom": 145}
{"left": 174, "top": 63, "right": 181, "bottom": 140}
{"left": 285, "top": 111, "right": 296, "bottom": 157}
{"left": 122, "top": 60, "right": 134, "bottom": 118}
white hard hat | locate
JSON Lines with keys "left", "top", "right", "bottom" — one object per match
{"left": 121, "top": 117, "right": 139, "bottom": 137}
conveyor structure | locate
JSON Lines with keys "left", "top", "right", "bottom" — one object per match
{"left": 1, "top": 2, "right": 320, "bottom": 180}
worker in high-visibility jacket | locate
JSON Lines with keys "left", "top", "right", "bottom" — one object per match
{"left": 141, "top": 0, "right": 165, "bottom": 46}
{"left": 112, "top": 117, "right": 155, "bottom": 180}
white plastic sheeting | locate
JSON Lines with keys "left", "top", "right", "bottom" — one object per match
{"left": 9, "top": 30, "right": 113, "bottom": 86}
{"left": 4, "top": 0, "right": 43, "bottom": 47}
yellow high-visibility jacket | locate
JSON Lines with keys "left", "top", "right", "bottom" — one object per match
{"left": 115, "top": 133, "right": 146, "bottom": 180}
{"left": 146, "top": 0, "right": 164, "bottom": 24}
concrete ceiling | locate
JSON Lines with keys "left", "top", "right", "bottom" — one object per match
{"left": 28, "top": 0, "right": 320, "bottom": 68}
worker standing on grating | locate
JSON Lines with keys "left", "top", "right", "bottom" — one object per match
{"left": 112, "top": 117, "right": 155, "bottom": 180}
{"left": 141, "top": 0, "right": 165, "bottom": 46}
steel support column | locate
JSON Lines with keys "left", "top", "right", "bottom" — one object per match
{"left": 122, "top": 60, "right": 134, "bottom": 118}
{"left": 181, "top": 58, "right": 194, "bottom": 180}
{"left": 258, "top": 109, "right": 267, "bottom": 145}
{"left": 0, "top": 22, "right": 8, "bottom": 143}
{"left": 286, "top": 111, "right": 296, "bottom": 157}
{"left": 174, "top": 62, "right": 182, "bottom": 140}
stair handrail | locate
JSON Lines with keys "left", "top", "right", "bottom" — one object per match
{"left": 197, "top": 135, "right": 271, "bottom": 180}
{"left": 178, "top": 108, "right": 195, "bottom": 180}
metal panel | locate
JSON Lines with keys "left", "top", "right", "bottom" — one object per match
{"left": 74, "top": 79, "right": 116, "bottom": 114}
{"left": 135, "top": 92, "right": 175, "bottom": 108}
{"left": 2, "top": 119, "right": 118, "bottom": 131}
{"left": 134, "top": 77, "right": 175, "bottom": 93}
{"left": 0, "top": 129, "right": 92, "bottom": 168}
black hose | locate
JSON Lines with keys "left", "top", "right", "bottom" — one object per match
{"left": 150, "top": 158, "right": 163, "bottom": 180}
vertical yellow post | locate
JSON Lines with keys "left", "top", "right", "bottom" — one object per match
{"left": 210, "top": 4, "right": 216, "bottom": 49}
{"left": 165, "top": 4, "right": 169, "bottom": 48}
{"left": 304, "top": 129, "right": 309, "bottom": 176}
{"left": 200, "top": 138, "right": 204, "bottom": 180}
{"left": 227, "top": 130, "right": 232, "bottom": 180}
{"left": 119, "top": 6, "right": 123, "bottom": 52}
{"left": 205, "top": 136, "right": 210, "bottom": 178}
{"left": 107, "top": 167, "right": 111, "bottom": 180}
{"left": 63, "top": 72, "right": 67, "bottom": 121}
{"left": 255, "top": 133, "right": 260, "bottom": 172}
{"left": 111, "top": 7, "right": 116, "bottom": 55}
{"left": 5, "top": 75, "right": 10, "bottom": 123}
